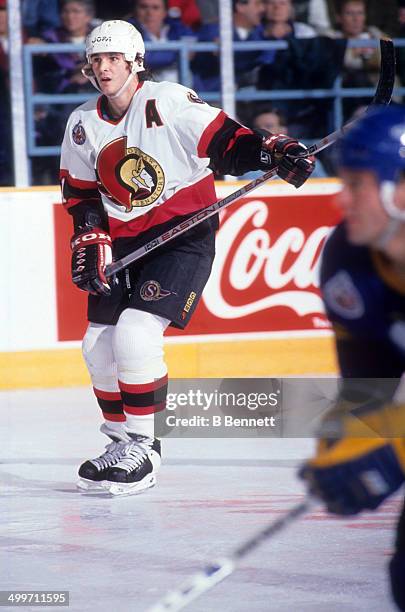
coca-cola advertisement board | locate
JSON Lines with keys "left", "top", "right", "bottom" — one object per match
{"left": 54, "top": 181, "right": 342, "bottom": 341}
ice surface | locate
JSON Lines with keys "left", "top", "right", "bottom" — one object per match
{"left": 0, "top": 387, "right": 401, "bottom": 611}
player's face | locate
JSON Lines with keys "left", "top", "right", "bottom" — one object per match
{"left": 338, "top": 169, "right": 389, "bottom": 245}
{"left": 90, "top": 53, "right": 131, "bottom": 96}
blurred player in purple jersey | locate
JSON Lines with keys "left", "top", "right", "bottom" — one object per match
{"left": 300, "top": 105, "right": 405, "bottom": 611}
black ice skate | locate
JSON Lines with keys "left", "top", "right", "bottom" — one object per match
{"left": 104, "top": 435, "right": 161, "bottom": 496}
{"left": 77, "top": 424, "right": 131, "bottom": 491}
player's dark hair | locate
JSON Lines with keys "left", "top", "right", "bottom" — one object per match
{"left": 138, "top": 67, "right": 154, "bottom": 81}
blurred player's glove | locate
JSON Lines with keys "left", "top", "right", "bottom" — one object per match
{"left": 71, "top": 228, "right": 112, "bottom": 296}
{"left": 299, "top": 404, "right": 405, "bottom": 515}
{"left": 260, "top": 134, "right": 315, "bottom": 188}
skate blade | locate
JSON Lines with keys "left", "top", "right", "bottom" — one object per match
{"left": 105, "top": 475, "right": 157, "bottom": 497}
{"left": 77, "top": 478, "right": 107, "bottom": 492}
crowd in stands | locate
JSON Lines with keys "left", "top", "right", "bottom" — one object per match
{"left": 1, "top": 0, "right": 405, "bottom": 185}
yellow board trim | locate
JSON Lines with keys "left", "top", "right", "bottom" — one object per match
{"left": 0, "top": 186, "right": 60, "bottom": 193}
{"left": 0, "top": 336, "right": 337, "bottom": 390}
{"left": 0, "top": 178, "right": 339, "bottom": 193}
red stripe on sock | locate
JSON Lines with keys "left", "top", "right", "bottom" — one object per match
{"left": 119, "top": 374, "right": 168, "bottom": 394}
{"left": 93, "top": 387, "right": 122, "bottom": 401}
{"left": 102, "top": 412, "right": 126, "bottom": 422}
{"left": 123, "top": 401, "right": 166, "bottom": 416}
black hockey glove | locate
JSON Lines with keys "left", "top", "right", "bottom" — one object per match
{"left": 71, "top": 228, "right": 112, "bottom": 296}
{"left": 261, "top": 134, "right": 315, "bottom": 188}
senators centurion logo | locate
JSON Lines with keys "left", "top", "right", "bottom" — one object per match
{"left": 96, "top": 136, "right": 165, "bottom": 212}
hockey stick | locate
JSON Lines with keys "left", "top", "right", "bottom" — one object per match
{"left": 295, "top": 37, "right": 396, "bottom": 158}
{"left": 106, "top": 39, "right": 394, "bottom": 278}
{"left": 146, "top": 498, "right": 313, "bottom": 612}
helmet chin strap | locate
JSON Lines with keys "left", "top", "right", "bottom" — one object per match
{"left": 107, "top": 72, "right": 135, "bottom": 100}
{"left": 375, "top": 181, "right": 405, "bottom": 249}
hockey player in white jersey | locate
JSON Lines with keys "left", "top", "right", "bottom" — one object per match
{"left": 60, "top": 19, "right": 315, "bottom": 496}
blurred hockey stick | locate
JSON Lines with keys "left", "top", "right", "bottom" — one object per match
{"left": 145, "top": 498, "right": 313, "bottom": 612}
{"left": 106, "top": 39, "right": 394, "bottom": 278}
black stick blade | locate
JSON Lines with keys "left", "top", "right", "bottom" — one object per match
{"left": 371, "top": 39, "right": 396, "bottom": 107}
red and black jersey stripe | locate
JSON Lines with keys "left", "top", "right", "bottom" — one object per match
{"left": 198, "top": 113, "right": 264, "bottom": 176}
{"left": 60, "top": 170, "right": 108, "bottom": 233}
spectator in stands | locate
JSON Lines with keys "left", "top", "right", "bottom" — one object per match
{"left": 259, "top": 0, "right": 317, "bottom": 74}
{"left": 263, "top": 0, "right": 317, "bottom": 43}
{"left": 258, "top": 0, "right": 317, "bottom": 117}
{"left": 33, "top": 0, "right": 95, "bottom": 94}
{"left": 325, "top": 0, "right": 384, "bottom": 118}
{"left": 192, "top": 0, "right": 265, "bottom": 92}
{"left": 252, "top": 106, "right": 288, "bottom": 133}
{"left": 129, "top": 0, "right": 195, "bottom": 82}
{"left": 22, "top": 0, "right": 60, "bottom": 40}
{"left": 232, "top": 0, "right": 266, "bottom": 79}
{"left": 326, "top": 0, "right": 383, "bottom": 75}
{"left": 31, "top": 0, "right": 96, "bottom": 184}
{"left": 239, "top": 105, "right": 328, "bottom": 179}
{"left": 195, "top": 0, "right": 217, "bottom": 24}
{"left": 0, "top": 0, "right": 12, "bottom": 185}
{"left": 292, "top": 0, "right": 332, "bottom": 33}
{"left": 167, "top": 0, "right": 201, "bottom": 30}
{"left": 257, "top": 0, "right": 347, "bottom": 139}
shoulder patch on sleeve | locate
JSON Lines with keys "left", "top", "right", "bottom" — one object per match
{"left": 72, "top": 120, "right": 86, "bottom": 145}
{"left": 323, "top": 271, "right": 365, "bottom": 320}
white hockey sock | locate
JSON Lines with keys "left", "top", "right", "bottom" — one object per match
{"left": 113, "top": 309, "right": 169, "bottom": 439}
{"left": 82, "top": 323, "right": 126, "bottom": 430}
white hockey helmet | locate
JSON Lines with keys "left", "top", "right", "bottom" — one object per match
{"left": 84, "top": 20, "right": 145, "bottom": 74}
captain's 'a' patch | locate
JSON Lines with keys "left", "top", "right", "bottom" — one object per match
{"left": 145, "top": 99, "right": 163, "bottom": 128}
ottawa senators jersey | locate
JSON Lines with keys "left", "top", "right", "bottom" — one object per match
{"left": 60, "top": 81, "right": 219, "bottom": 238}
{"left": 320, "top": 223, "right": 405, "bottom": 378}
{"left": 60, "top": 79, "right": 258, "bottom": 247}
